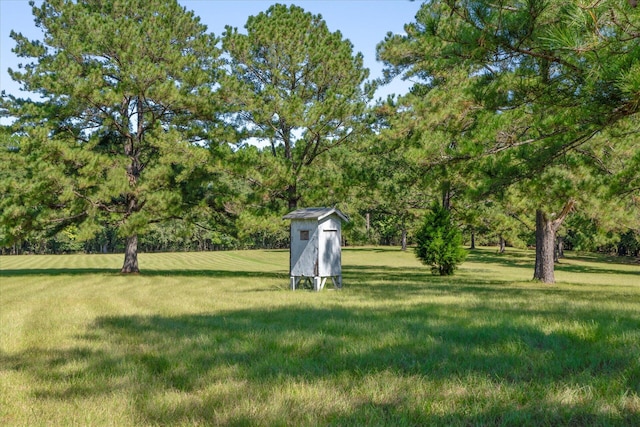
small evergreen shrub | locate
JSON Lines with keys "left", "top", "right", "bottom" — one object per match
{"left": 415, "top": 204, "right": 467, "bottom": 275}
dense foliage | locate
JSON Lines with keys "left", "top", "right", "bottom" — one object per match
{"left": 376, "top": 0, "right": 640, "bottom": 281}
{"left": 1, "top": 1, "right": 638, "bottom": 277}
{"left": 415, "top": 204, "right": 467, "bottom": 275}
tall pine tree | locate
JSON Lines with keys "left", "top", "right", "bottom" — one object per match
{"left": 221, "top": 4, "right": 373, "bottom": 212}
{"left": 0, "top": 0, "right": 225, "bottom": 272}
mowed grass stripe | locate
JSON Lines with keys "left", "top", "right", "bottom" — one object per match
{"left": 134, "top": 250, "right": 288, "bottom": 273}
{"left": 0, "top": 251, "right": 289, "bottom": 274}
{"left": 0, "top": 253, "right": 122, "bottom": 273}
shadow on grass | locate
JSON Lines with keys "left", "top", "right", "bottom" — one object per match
{"left": 554, "top": 263, "right": 640, "bottom": 277}
{"left": 344, "top": 246, "right": 406, "bottom": 253}
{"left": 0, "top": 268, "right": 118, "bottom": 277}
{"left": 465, "top": 249, "right": 536, "bottom": 270}
{"left": 569, "top": 252, "right": 640, "bottom": 265}
{"left": 344, "top": 265, "right": 639, "bottom": 304}
{"left": 467, "top": 249, "right": 640, "bottom": 277}
{"left": 2, "top": 250, "right": 638, "bottom": 424}
{"left": 3, "top": 302, "right": 639, "bottom": 425}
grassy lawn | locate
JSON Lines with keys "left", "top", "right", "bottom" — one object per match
{"left": 1, "top": 247, "right": 639, "bottom": 426}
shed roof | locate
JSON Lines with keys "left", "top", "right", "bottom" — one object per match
{"left": 283, "top": 207, "right": 349, "bottom": 223}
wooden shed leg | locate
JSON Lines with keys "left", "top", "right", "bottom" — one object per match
{"left": 332, "top": 275, "right": 343, "bottom": 289}
{"left": 290, "top": 276, "right": 297, "bottom": 290}
{"left": 313, "top": 276, "right": 322, "bottom": 291}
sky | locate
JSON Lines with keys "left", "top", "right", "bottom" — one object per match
{"left": 0, "top": 0, "right": 422, "bottom": 101}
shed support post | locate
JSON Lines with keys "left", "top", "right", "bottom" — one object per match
{"left": 331, "top": 275, "right": 342, "bottom": 289}
{"left": 290, "top": 276, "right": 297, "bottom": 290}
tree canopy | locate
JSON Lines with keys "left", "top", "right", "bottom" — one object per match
{"left": 1, "top": 1, "right": 638, "bottom": 278}
{"left": 377, "top": 0, "right": 640, "bottom": 282}
{"left": 221, "top": 3, "right": 373, "bottom": 210}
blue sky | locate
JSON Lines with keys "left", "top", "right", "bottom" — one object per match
{"left": 0, "top": 0, "right": 422, "bottom": 100}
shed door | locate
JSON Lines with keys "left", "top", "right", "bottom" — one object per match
{"left": 290, "top": 220, "right": 318, "bottom": 276}
{"left": 319, "top": 221, "right": 341, "bottom": 276}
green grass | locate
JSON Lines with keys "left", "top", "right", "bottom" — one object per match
{"left": 1, "top": 247, "right": 639, "bottom": 426}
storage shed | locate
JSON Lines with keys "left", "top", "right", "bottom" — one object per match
{"left": 282, "top": 207, "right": 349, "bottom": 291}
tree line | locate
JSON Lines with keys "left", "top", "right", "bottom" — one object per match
{"left": 1, "top": 0, "right": 638, "bottom": 283}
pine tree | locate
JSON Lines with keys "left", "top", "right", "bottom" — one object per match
{"left": 221, "top": 4, "right": 372, "bottom": 211}
{"left": 415, "top": 204, "right": 467, "bottom": 275}
{"left": 0, "top": 0, "right": 226, "bottom": 272}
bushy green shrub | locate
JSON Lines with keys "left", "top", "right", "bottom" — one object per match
{"left": 415, "top": 204, "right": 467, "bottom": 275}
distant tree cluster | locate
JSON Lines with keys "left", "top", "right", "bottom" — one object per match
{"left": 1, "top": 1, "right": 638, "bottom": 282}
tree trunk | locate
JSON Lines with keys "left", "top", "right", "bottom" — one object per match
{"left": 498, "top": 235, "right": 506, "bottom": 254}
{"left": 555, "top": 236, "right": 565, "bottom": 261}
{"left": 401, "top": 228, "right": 407, "bottom": 251}
{"left": 121, "top": 234, "right": 139, "bottom": 273}
{"left": 442, "top": 182, "right": 452, "bottom": 211}
{"left": 470, "top": 231, "right": 476, "bottom": 250}
{"left": 365, "top": 212, "right": 371, "bottom": 242}
{"left": 120, "top": 98, "right": 142, "bottom": 274}
{"left": 533, "top": 200, "right": 574, "bottom": 283}
{"left": 287, "top": 182, "right": 298, "bottom": 210}
{"left": 534, "top": 210, "right": 556, "bottom": 283}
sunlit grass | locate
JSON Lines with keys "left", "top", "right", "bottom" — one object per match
{"left": 1, "top": 247, "right": 639, "bottom": 425}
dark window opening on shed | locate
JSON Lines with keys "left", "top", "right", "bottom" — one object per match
{"left": 300, "top": 230, "right": 310, "bottom": 240}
